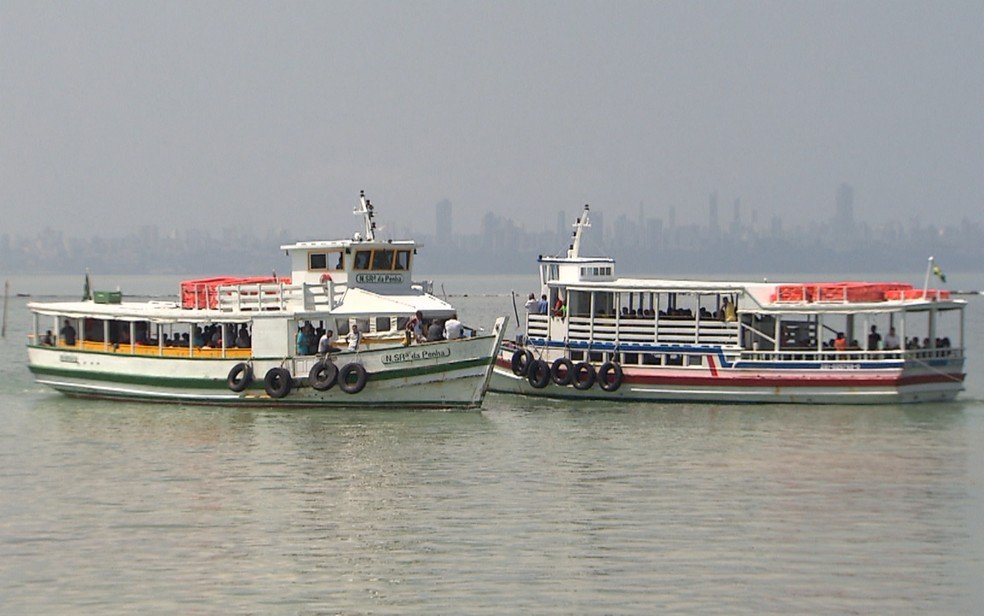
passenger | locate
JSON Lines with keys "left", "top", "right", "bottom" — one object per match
{"left": 524, "top": 293, "right": 538, "bottom": 313}
{"left": 60, "top": 319, "right": 77, "bottom": 346}
{"left": 192, "top": 326, "right": 205, "bottom": 347}
{"left": 295, "top": 326, "right": 308, "bottom": 355}
{"left": 884, "top": 327, "right": 900, "bottom": 350}
{"left": 536, "top": 294, "right": 548, "bottom": 314}
{"left": 181, "top": 333, "right": 190, "bottom": 346}
{"left": 347, "top": 323, "right": 362, "bottom": 351}
{"left": 235, "top": 325, "right": 251, "bottom": 348}
{"left": 722, "top": 298, "right": 737, "bottom": 322}
{"left": 620, "top": 307, "right": 630, "bottom": 319}
{"left": 318, "top": 329, "right": 340, "bottom": 356}
{"left": 405, "top": 310, "right": 426, "bottom": 344}
{"left": 867, "top": 325, "right": 882, "bottom": 351}
{"left": 41, "top": 330, "right": 54, "bottom": 345}
{"left": 427, "top": 319, "right": 444, "bottom": 341}
{"left": 833, "top": 332, "right": 848, "bottom": 352}
{"left": 553, "top": 297, "right": 566, "bottom": 318}
{"left": 444, "top": 314, "right": 463, "bottom": 340}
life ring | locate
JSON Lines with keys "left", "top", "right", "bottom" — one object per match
{"left": 227, "top": 362, "right": 253, "bottom": 392}
{"left": 338, "top": 363, "right": 368, "bottom": 394}
{"left": 511, "top": 349, "right": 533, "bottom": 377}
{"left": 598, "top": 362, "right": 623, "bottom": 392}
{"left": 550, "top": 357, "right": 574, "bottom": 386}
{"left": 309, "top": 361, "right": 338, "bottom": 391}
{"left": 320, "top": 272, "right": 333, "bottom": 284}
{"left": 527, "top": 359, "right": 550, "bottom": 389}
{"left": 572, "top": 362, "right": 596, "bottom": 390}
{"left": 263, "top": 367, "right": 292, "bottom": 399}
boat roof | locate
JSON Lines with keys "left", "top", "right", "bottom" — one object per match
{"left": 28, "top": 287, "right": 456, "bottom": 323}
{"left": 28, "top": 300, "right": 255, "bottom": 323}
{"left": 553, "top": 277, "right": 965, "bottom": 311}
{"left": 280, "top": 239, "right": 417, "bottom": 251}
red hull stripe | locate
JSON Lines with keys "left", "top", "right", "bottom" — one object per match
{"left": 495, "top": 359, "right": 962, "bottom": 389}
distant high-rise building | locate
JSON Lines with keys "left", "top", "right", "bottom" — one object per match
{"left": 435, "top": 199, "right": 452, "bottom": 239}
{"left": 708, "top": 192, "right": 719, "bottom": 235}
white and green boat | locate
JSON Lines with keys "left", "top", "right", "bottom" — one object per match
{"left": 27, "top": 192, "right": 507, "bottom": 408}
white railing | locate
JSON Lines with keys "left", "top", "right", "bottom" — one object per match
{"left": 739, "top": 348, "right": 964, "bottom": 363}
{"left": 559, "top": 315, "right": 739, "bottom": 346}
{"left": 215, "top": 282, "right": 348, "bottom": 312}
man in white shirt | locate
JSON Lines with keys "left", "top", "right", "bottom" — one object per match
{"left": 884, "top": 327, "right": 900, "bottom": 350}
{"left": 347, "top": 323, "right": 361, "bottom": 351}
{"left": 444, "top": 315, "right": 464, "bottom": 340}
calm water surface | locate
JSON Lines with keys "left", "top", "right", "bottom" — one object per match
{"left": 2, "top": 274, "right": 983, "bottom": 614}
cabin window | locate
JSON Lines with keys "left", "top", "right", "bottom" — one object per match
{"left": 375, "top": 316, "right": 391, "bottom": 332}
{"left": 371, "top": 249, "right": 395, "bottom": 270}
{"left": 354, "top": 250, "right": 371, "bottom": 270}
{"left": 394, "top": 250, "right": 410, "bottom": 271}
{"left": 570, "top": 350, "right": 585, "bottom": 361}
{"left": 396, "top": 316, "right": 410, "bottom": 330}
{"left": 330, "top": 251, "right": 344, "bottom": 270}
{"left": 687, "top": 355, "right": 703, "bottom": 367}
{"left": 589, "top": 351, "right": 604, "bottom": 362}
{"left": 309, "top": 252, "right": 328, "bottom": 270}
{"left": 335, "top": 318, "right": 350, "bottom": 336}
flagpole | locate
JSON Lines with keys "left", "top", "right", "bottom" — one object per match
{"left": 922, "top": 256, "right": 933, "bottom": 299}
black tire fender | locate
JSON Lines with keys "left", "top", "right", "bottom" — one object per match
{"left": 598, "top": 361, "right": 624, "bottom": 392}
{"left": 338, "top": 363, "right": 368, "bottom": 394}
{"left": 550, "top": 357, "right": 574, "bottom": 386}
{"left": 527, "top": 359, "right": 551, "bottom": 389}
{"left": 511, "top": 349, "right": 533, "bottom": 377}
{"left": 572, "top": 362, "right": 596, "bottom": 390}
{"left": 227, "top": 362, "right": 253, "bottom": 392}
{"left": 309, "top": 361, "right": 338, "bottom": 391}
{"left": 263, "top": 367, "right": 292, "bottom": 399}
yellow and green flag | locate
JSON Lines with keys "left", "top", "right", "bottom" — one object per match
{"left": 932, "top": 262, "right": 946, "bottom": 284}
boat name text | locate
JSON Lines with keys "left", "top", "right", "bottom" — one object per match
{"left": 355, "top": 273, "right": 405, "bottom": 284}
{"left": 382, "top": 347, "right": 452, "bottom": 365}
{"left": 59, "top": 354, "right": 79, "bottom": 364}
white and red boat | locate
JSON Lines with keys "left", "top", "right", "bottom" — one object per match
{"left": 491, "top": 206, "right": 966, "bottom": 404}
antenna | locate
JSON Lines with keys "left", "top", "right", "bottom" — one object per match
{"left": 355, "top": 190, "right": 376, "bottom": 241}
{"left": 568, "top": 204, "right": 591, "bottom": 258}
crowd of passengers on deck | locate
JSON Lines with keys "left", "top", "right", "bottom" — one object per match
{"left": 39, "top": 319, "right": 252, "bottom": 350}
{"left": 524, "top": 292, "right": 738, "bottom": 322}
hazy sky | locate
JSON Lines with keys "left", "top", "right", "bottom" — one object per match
{"left": 2, "top": 1, "right": 982, "bottom": 238}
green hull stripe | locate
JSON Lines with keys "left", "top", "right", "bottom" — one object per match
{"left": 29, "top": 356, "right": 493, "bottom": 390}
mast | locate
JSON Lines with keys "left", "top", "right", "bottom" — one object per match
{"left": 354, "top": 190, "right": 377, "bottom": 241}
{"left": 567, "top": 204, "right": 591, "bottom": 258}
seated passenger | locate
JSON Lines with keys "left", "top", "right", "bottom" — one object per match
{"left": 318, "top": 329, "right": 340, "bottom": 355}
{"left": 833, "top": 332, "right": 847, "bottom": 352}
{"left": 427, "top": 320, "right": 444, "bottom": 341}
{"left": 235, "top": 325, "right": 251, "bottom": 348}
{"left": 883, "top": 327, "right": 900, "bottom": 350}
{"left": 444, "top": 314, "right": 463, "bottom": 340}
{"left": 41, "top": 330, "right": 54, "bottom": 346}
{"left": 192, "top": 326, "right": 205, "bottom": 347}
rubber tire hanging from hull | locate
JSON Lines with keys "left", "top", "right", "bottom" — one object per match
{"left": 572, "top": 362, "right": 596, "bottom": 390}
{"left": 550, "top": 357, "right": 574, "bottom": 386}
{"left": 338, "top": 363, "right": 368, "bottom": 394}
{"left": 527, "top": 359, "right": 551, "bottom": 389}
{"left": 598, "top": 362, "right": 623, "bottom": 392}
{"left": 511, "top": 349, "right": 534, "bottom": 377}
{"left": 309, "top": 361, "right": 338, "bottom": 391}
{"left": 263, "top": 367, "right": 292, "bottom": 399}
{"left": 227, "top": 362, "right": 253, "bottom": 392}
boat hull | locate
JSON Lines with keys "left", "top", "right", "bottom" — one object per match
{"left": 490, "top": 352, "right": 964, "bottom": 405}
{"left": 28, "top": 320, "right": 507, "bottom": 409}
